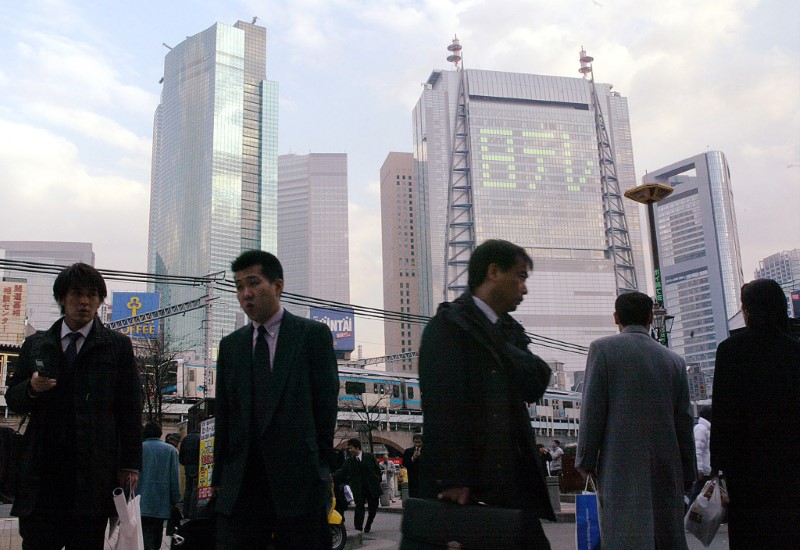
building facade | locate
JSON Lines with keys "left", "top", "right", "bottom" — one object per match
{"left": 148, "top": 20, "right": 278, "bottom": 358}
{"left": 412, "top": 68, "right": 646, "bottom": 378}
{"left": 648, "top": 151, "right": 744, "bottom": 378}
{"left": 0, "top": 241, "right": 95, "bottom": 332}
{"left": 755, "top": 249, "right": 800, "bottom": 317}
{"left": 380, "top": 152, "right": 421, "bottom": 372}
{"left": 277, "top": 153, "right": 350, "bottom": 314}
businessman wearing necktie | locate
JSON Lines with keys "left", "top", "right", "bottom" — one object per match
{"left": 212, "top": 250, "right": 339, "bottom": 549}
{"left": 6, "top": 263, "right": 142, "bottom": 549}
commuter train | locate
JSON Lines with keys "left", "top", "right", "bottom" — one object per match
{"left": 336, "top": 365, "right": 582, "bottom": 435}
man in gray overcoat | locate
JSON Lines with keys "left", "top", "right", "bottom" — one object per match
{"left": 576, "top": 292, "right": 695, "bottom": 549}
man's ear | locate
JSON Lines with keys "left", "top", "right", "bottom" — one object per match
{"left": 274, "top": 278, "right": 284, "bottom": 295}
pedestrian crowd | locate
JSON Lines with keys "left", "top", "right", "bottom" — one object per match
{"left": 6, "top": 246, "right": 797, "bottom": 549}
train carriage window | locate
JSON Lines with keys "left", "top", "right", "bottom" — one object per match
{"left": 393, "top": 385, "right": 400, "bottom": 398}
{"left": 407, "top": 387, "right": 414, "bottom": 399}
{"left": 373, "top": 383, "right": 379, "bottom": 394}
{"left": 564, "top": 401, "right": 573, "bottom": 408}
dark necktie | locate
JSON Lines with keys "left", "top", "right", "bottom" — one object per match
{"left": 252, "top": 325, "right": 271, "bottom": 431}
{"left": 64, "top": 332, "right": 81, "bottom": 365}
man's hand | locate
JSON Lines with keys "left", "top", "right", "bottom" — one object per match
{"left": 30, "top": 372, "right": 56, "bottom": 394}
{"left": 118, "top": 470, "right": 138, "bottom": 493}
{"left": 438, "top": 487, "right": 471, "bottom": 505}
{"left": 577, "top": 468, "right": 595, "bottom": 482}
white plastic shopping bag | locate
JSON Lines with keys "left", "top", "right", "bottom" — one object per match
{"left": 111, "top": 486, "right": 144, "bottom": 550}
{"left": 684, "top": 476, "right": 725, "bottom": 546}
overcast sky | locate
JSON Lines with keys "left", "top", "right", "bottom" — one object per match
{"left": 0, "top": 0, "right": 798, "bottom": 357}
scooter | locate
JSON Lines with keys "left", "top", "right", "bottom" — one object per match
{"left": 329, "top": 483, "right": 347, "bottom": 550}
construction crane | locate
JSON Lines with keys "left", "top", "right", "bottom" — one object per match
{"left": 579, "top": 48, "right": 639, "bottom": 295}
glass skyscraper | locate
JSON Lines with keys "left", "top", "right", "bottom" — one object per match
{"left": 413, "top": 69, "right": 645, "bottom": 377}
{"left": 755, "top": 249, "right": 800, "bottom": 317}
{"left": 148, "top": 20, "right": 278, "bottom": 359}
{"left": 277, "top": 153, "right": 350, "bottom": 311}
{"left": 649, "top": 151, "right": 744, "bottom": 379}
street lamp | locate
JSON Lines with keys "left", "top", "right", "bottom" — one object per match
{"left": 624, "top": 182, "right": 674, "bottom": 346}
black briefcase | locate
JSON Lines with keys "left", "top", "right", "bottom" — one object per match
{"left": 400, "top": 497, "right": 544, "bottom": 549}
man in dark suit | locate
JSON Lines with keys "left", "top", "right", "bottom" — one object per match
{"left": 333, "top": 438, "right": 382, "bottom": 533}
{"left": 401, "top": 433, "right": 423, "bottom": 498}
{"left": 6, "top": 263, "right": 142, "bottom": 549}
{"left": 415, "top": 240, "right": 554, "bottom": 547}
{"left": 212, "top": 250, "right": 339, "bottom": 549}
{"left": 711, "top": 279, "right": 800, "bottom": 549}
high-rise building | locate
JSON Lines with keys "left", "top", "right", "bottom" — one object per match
{"left": 648, "top": 151, "right": 744, "bottom": 378}
{"left": 380, "top": 152, "right": 421, "bottom": 372}
{"left": 412, "top": 68, "right": 646, "bottom": 377}
{"left": 0, "top": 241, "right": 95, "bottom": 331}
{"left": 148, "top": 20, "right": 278, "bottom": 357}
{"left": 755, "top": 249, "right": 800, "bottom": 317}
{"left": 277, "top": 153, "right": 350, "bottom": 311}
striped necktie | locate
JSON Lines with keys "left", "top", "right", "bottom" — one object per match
{"left": 64, "top": 332, "right": 81, "bottom": 365}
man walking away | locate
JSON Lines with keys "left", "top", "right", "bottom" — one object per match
{"left": 576, "top": 291, "right": 695, "bottom": 550}
{"left": 140, "top": 422, "right": 181, "bottom": 550}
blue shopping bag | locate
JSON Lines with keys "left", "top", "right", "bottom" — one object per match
{"left": 575, "top": 477, "right": 601, "bottom": 550}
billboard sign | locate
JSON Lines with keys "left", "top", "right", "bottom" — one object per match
{"left": 791, "top": 290, "right": 800, "bottom": 319}
{"left": 0, "top": 282, "right": 26, "bottom": 345}
{"left": 310, "top": 307, "right": 355, "bottom": 351}
{"left": 111, "top": 292, "right": 160, "bottom": 339}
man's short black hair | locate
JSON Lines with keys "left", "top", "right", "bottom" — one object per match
{"left": 412, "top": 433, "right": 423, "bottom": 442}
{"left": 741, "top": 278, "right": 788, "bottom": 332}
{"left": 615, "top": 291, "right": 653, "bottom": 327}
{"left": 552, "top": 440, "right": 560, "bottom": 446}
{"left": 467, "top": 239, "right": 532, "bottom": 293}
{"left": 231, "top": 250, "right": 283, "bottom": 282}
{"left": 347, "top": 438, "right": 362, "bottom": 450}
{"left": 52, "top": 263, "right": 107, "bottom": 311}
{"left": 143, "top": 422, "right": 162, "bottom": 439}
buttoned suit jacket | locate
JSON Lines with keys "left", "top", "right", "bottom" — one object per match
{"left": 212, "top": 310, "right": 339, "bottom": 518}
{"left": 333, "top": 452, "right": 382, "bottom": 501}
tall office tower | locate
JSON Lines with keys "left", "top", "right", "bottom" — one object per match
{"left": 0, "top": 241, "right": 94, "bottom": 331}
{"left": 380, "top": 152, "right": 421, "bottom": 372}
{"left": 648, "top": 151, "right": 744, "bottom": 378}
{"left": 755, "top": 249, "right": 800, "bottom": 317}
{"left": 148, "top": 20, "right": 278, "bottom": 358}
{"left": 277, "top": 153, "right": 350, "bottom": 311}
{"left": 413, "top": 67, "right": 646, "bottom": 377}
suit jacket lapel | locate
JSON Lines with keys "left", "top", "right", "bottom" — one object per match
{"left": 260, "top": 310, "right": 300, "bottom": 430}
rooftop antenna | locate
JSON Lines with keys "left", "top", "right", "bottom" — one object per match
{"left": 162, "top": 43, "right": 172, "bottom": 50}
{"left": 447, "top": 35, "right": 462, "bottom": 69}
{"left": 252, "top": 16, "right": 258, "bottom": 24}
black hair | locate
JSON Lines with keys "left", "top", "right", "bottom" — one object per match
{"left": 347, "top": 438, "right": 362, "bottom": 450}
{"left": 467, "top": 239, "right": 533, "bottom": 293}
{"left": 52, "top": 263, "right": 107, "bottom": 312}
{"left": 741, "top": 278, "right": 788, "bottom": 333}
{"left": 412, "top": 433, "right": 423, "bottom": 442}
{"left": 143, "top": 422, "right": 162, "bottom": 439}
{"left": 698, "top": 405, "right": 712, "bottom": 422}
{"left": 552, "top": 440, "right": 561, "bottom": 446}
{"left": 615, "top": 291, "right": 653, "bottom": 327}
{"left": 231, "top": 250, "right": 283, "bottom": 283}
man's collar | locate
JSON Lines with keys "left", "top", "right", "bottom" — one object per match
{"left": 61, "top": 318, "right": 93, "bottom": 339}
{"left": 251, "top": 306, "right": 284, "bottom": 335}
{"left": 472, "top": 295, "right": 499, "bottom": 324}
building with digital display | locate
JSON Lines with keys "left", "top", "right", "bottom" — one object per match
{"left": 148, "top": 20, "right": 278, "bottom": 358}
{"left": 755, "top": 249, "right": 800, "bottom": 317}
{"left": 412, "top": 66, "right": 645, "bottom": 378}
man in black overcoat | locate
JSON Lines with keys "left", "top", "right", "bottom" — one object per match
{"left": 401, "top": 433, "right": 423, "bottom": 498}
{"left": 211, "top": 250, "right": 339, "bottom": 549}
{"left": 6, "top": 263, "right": 142, "bottom": 549}
{"left": 711, "top": 279, "right": 800, "bottom": 549}
{"left": 416, "top": 239, "right": 554, "bottom": 547}
{"left": 333, "top": 438, "right": 382, "bottom": 533}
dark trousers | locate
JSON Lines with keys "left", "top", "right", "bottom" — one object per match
{"left": 183, "top": 474, "right": 199, "bottom": 518}
{"left": 353, "top": 494, "right": 379, "bottom": 531}
{"left": 19, "top": 510, "right": 107, "bottom": 550}
{"left": 142, "top": 516, "right": 165, "bottom": 550}
{"left": 215, "top": 449, "right": 329, "bottom": 550}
